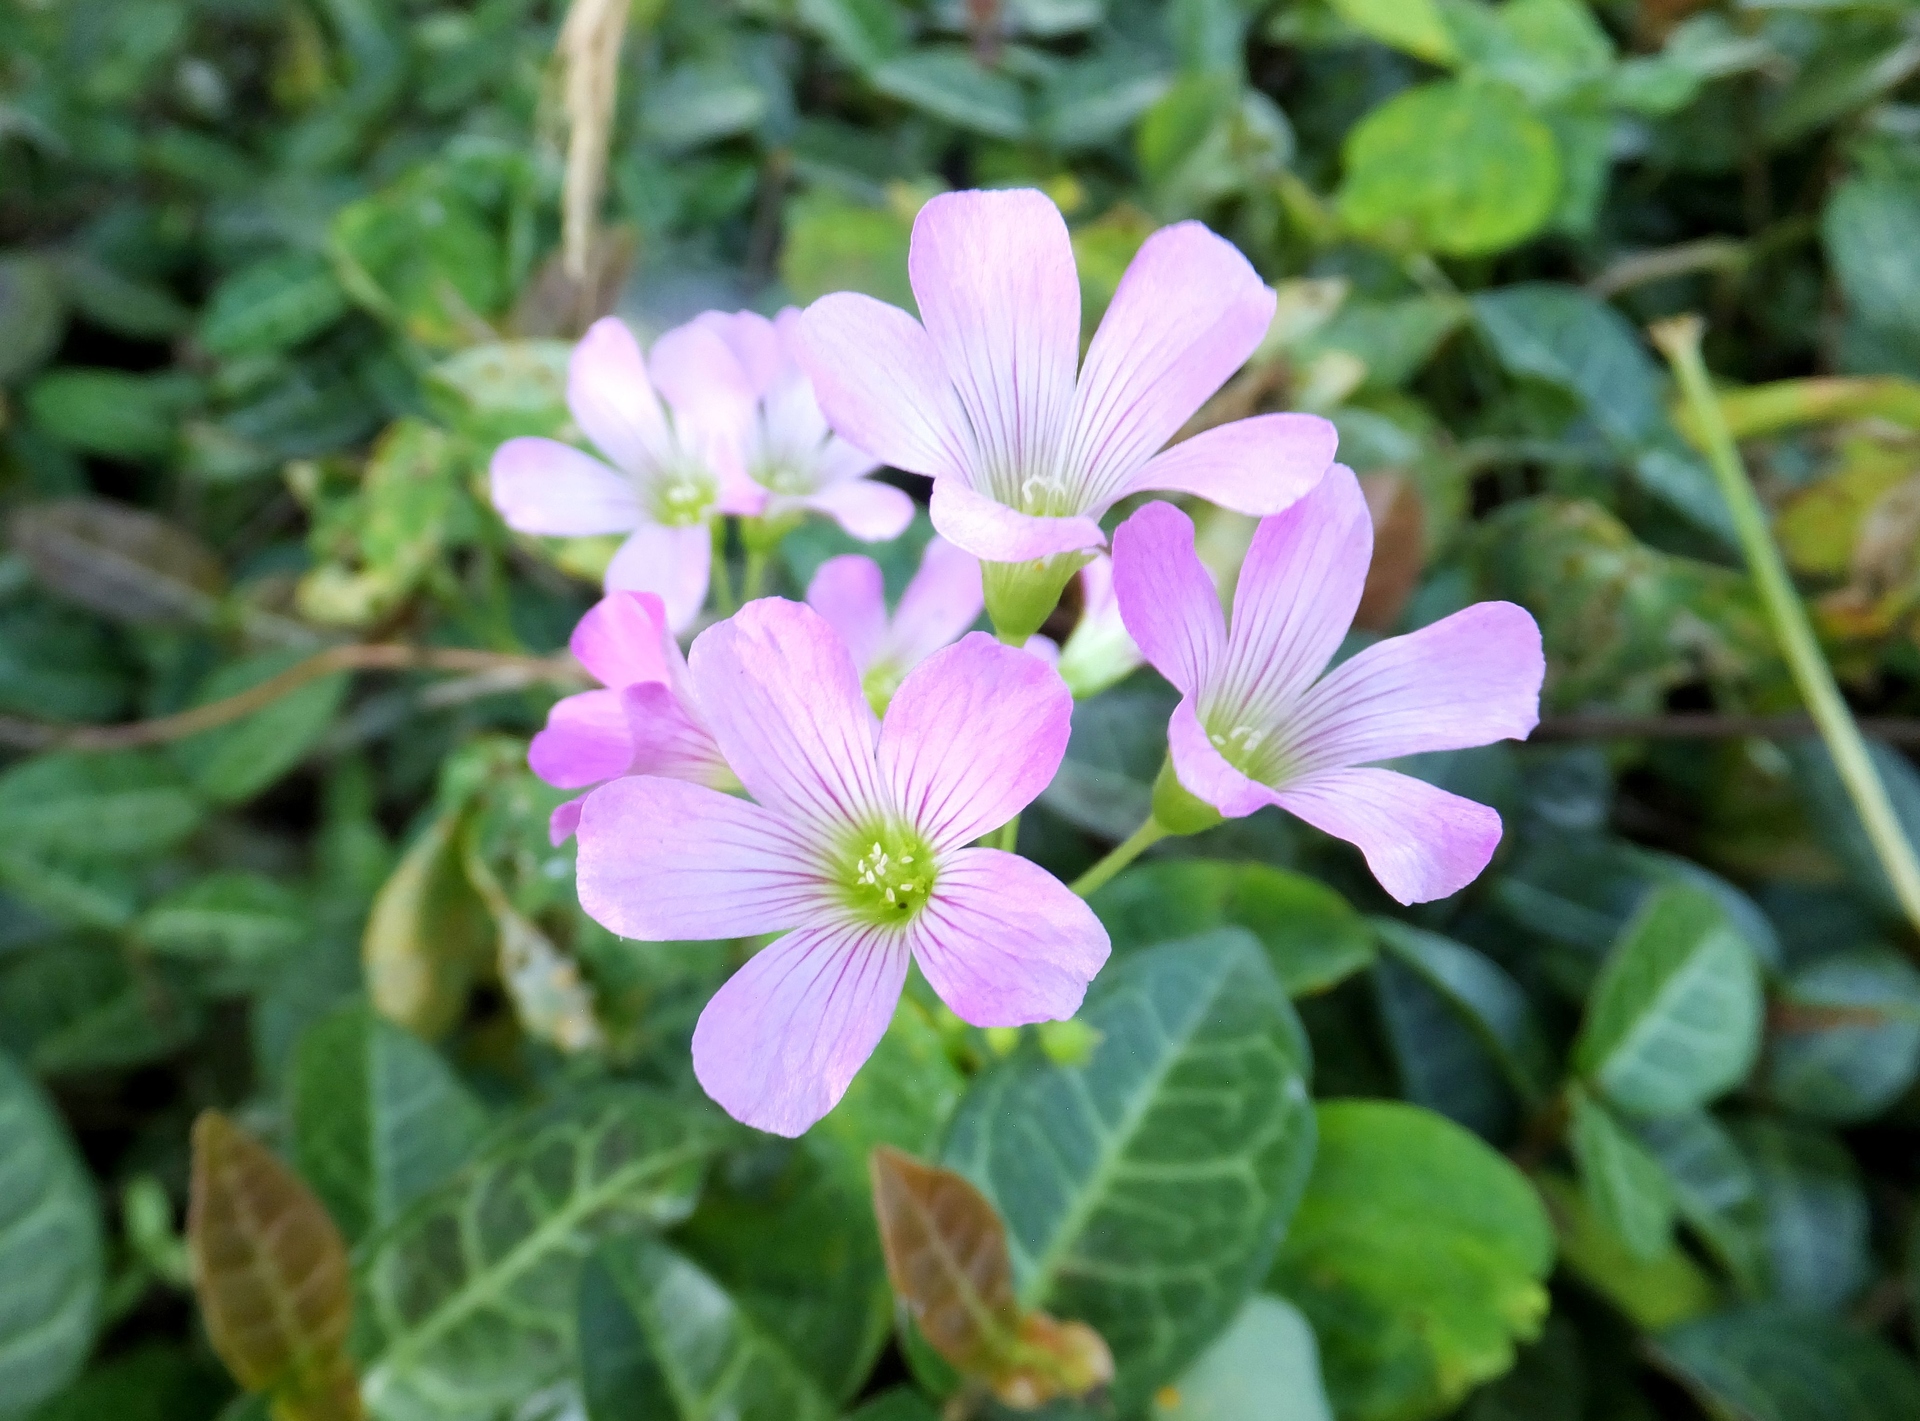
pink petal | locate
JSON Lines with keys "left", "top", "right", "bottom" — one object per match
{"left": 801, "top": 478, "right": 915, "bottom": 542}
{"left": 689, "top": 598, "right": 888, "bottom": 833}
{"left": 691, "top": 923, "right": 909, "bottom": 1137}
{"left": 815, "top": 434, "right": 884, "bottom": 486}
{"left": 877, "top": 632, "right": 1072, "bottom": 851}
{"left": 928, "top": 478, "right": 1105, "bottom": 562}
{"left": 1129, "top": 413, "right": 1338, "bottom": 514}
{"left": 1065, "top": 221, "right": 1277, "bottom": 509}
{"left": 796, "top": 293, "right": 974, "bottom": 482}
{"left": 622, "top": 682, "right": 735, "bottom": 789}
{"left": 570, "top": 591, "right": 674, "bottom": 688}
{"left": 1274, "top": 767, "right": 1504, "bottom": 906}
{"left": 1211, "top": 464, "right": 1370, "bottom": 723}
{"left": 910, "top": 848, "right": 1109, "bottom": 1026}
{"left": 806, "top": 556, "right": 890, "bottom": 670}
{"left": 648, "top": 316, "right": 757, "bottom": 434}
{"left": 1167, "top": 695, "right": 1280, "bottom": 819}
{"left": 908, "top": 190, "right": 1079, "bottom": 502}
{"left": 1110, "top": 501, "right": 1224, "bottom": 699}
{"left": 528, "top": 689, "right": 631, "bottom": 789}
{"left": 604, "top": 522, "right": 712, "bottom": 633}
{"left": 490, "top": 438, "right": 641, "bottom": 536}
{"left": 568, "top": 318, "right": 671, "bottom": 475}
{"left": 887, "top": 536, "right": 985, "bottom": 670}
{"left": 694, "top": 309, "right": 785, "bottom": 394}
{"left": 574, "top": 776, "right": 828, "bottom": 939}
{"left": 549, "top": 795, "right": 586, "bottom": 846}
{"left": 1288, "top": 601, "right": 1544, "bottom": 773}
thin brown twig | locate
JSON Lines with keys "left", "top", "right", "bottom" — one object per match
{"left": 1534, "top": 712, "right": 1920, "bottom": 745}
{"left": 0, "top": 645, "right": 586, "bottom": 752}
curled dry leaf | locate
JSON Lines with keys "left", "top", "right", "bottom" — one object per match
{"left": 869, "top": 1145, "right": 1113, "bottom": 1409}
{"left": 188, "top": 1111, "right": 363, "bottom": 1421}
{"left": 10, "top": 498, "right": 224, "bottom": 626}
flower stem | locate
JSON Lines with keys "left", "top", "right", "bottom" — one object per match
{"left": 710, "top": 521, "right": 738, "bottom": 615}
{"left": 992, "top": 813, "right": 1020, "bottom": 852}
{"left": 1653, "top": 314, "right": 1920, "bottom": 936}
{"left": 1070, "top": 816, "right": 1168, "bottom": 899}
{"left": 742, "top": 549, "right": 771, "bottom": 602}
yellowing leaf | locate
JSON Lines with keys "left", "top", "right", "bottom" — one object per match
{"left": 1330, "top": 0, "right": 1458, "bottom": 64}
{"left": 362, "top": 810, "right": 492, "bottom": 1038}
{"left": 188, "top": 1112, "right": 362, "bottom": 1421}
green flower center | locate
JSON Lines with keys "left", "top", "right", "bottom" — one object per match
{"left": 1206, "top": 715, "right": 1293, "bottom": 786}
{"left": 651, "top": 468, "right": 718, "bottom": 526}
{"left": 755, "top": 459, "right": 814, "bottom": 496}
{"left": 837, "top": 823, "right": 936, "bottom": 924}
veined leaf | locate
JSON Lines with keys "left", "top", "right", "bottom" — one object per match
{"left": 1766, "top": 948, "right": 1920, "bottom": 1124}
{"left": 0, "top": 1052, "right": 102, "bottom": 1419}
{"left": 1372, "top": 920, "right": 1552, "bottom": 1105}
{"left": 1734, "top": 1119, "right": 1868, "bottom": 1313}
{"left": 1568, "top": 1086, "right": 1674, "bottom": 1262}
{"left": 1635, "top": 1111, "right": 1765, "bottom": 1294}
{"left": 1652, "top": 1306, "right": 1920, "bottom": 1420}
{"left": 356, "top": 1087, "right": 724, "bottom": 1421}
{"left": 187, "top": 1112, "right": 361, "bottom": 1420}
{"left": 943, "top": 931, "right": 1317, "bottom": 1412}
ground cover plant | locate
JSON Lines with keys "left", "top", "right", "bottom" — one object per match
{"left": 4, "top": 1, "right": 1920, "bottom": 1418}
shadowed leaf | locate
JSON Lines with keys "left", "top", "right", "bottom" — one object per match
{"left": 10, "top": 499, "right": 223, "bottom": 626}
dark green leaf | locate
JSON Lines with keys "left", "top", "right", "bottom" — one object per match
{"left": 1372, "top": 955, "right": 1517, "bottom": 1140}
{"left": 1733, "top": 1119, "right": 1868, "bottom": 1313}
{"left": 870, "top": 50, "right": 1029, "bottom": 140}
{"left": 1372, "top": 920, "right": 1552, "bottom": 1104}
{"left": 169, "top": 650, "right": 350, "bottom": 805}
{"left": 1653, "top": 1306, "right": 1920, "bottom": 1421}
{"left": 0, "top": 255, "right": 66, "bottom": 386}
{"left": 198, "top": 252, "right": 350, "bottom": 360}
{"left": 1766, "top": 948, "right": 1920, "bottom": 1123}
{"left": 1568, "top": 1086, "right": 1674, "bottom": 1262}
{"left": 136, "top": 872, "right": 306, "bottom": 970}
{"left": 0, "top": 751, "right": 203, "bottom": 858}
{"left": 23, "top": 369, "right": 200, "bottom": 460}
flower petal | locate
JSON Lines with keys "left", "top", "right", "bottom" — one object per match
{"left": 528, "top": 689, "right": 631, "bottom": 789}
{"left": 1288, "top": 601, "right": 1544, "bottom": 773}
{"left": 622, "top": 682, "right": 734, "bottom": 789}
{"left": 648, "top": 316, "right": 757, "bottom": 436}
{"left": 1129, "top": 413, "right": 1338, "bottom": 514}
{"left": 801, "top": 478, "right": 915, "bottom": 542}
{"left": 908, "top": 189, "right": 1079, "bottom": 502}
{"left": 694, "top": 309, "right": 785, "bottom": 395}
{"left": 910, "top": 848, "right": 1109, "bottom": 1026}
{"left": 689, "top": 598, "right": 888, "bottom": 832}
{"left": 1167, "top": 695, "right": 1281, "bottom": 819}
{"left": 604, "top": 522, "right": 712, "bottom": 633}
{"left": 887, "top": 536, "right": 985, "bottom": 670}
{"left": 570, "top": 591, "right": 674, "bottom": 688}
{"left": 691, "top": 923, "right": 909, "bottom": 1137}
{"left": 1211, "top": 464, "right": 1370, "bottom": 724}
{"left": 796, "top": 293, "right": 974, "bottom": 482}
{"left": 929, "top": 478, "right": 1105, "bottom": 562}
{"left": 1110, "top": 501, "right": 1224, "bottom": 699}
{"left": 806, "top": 555, "right": 890, "bottom": 671}
{"left": 575, "top": 776, "right": 827, "bottom": 939}
{"left": 568, "top": 317, "right": 671, "bottom": 474}
{"left": 1066, "top": 221, "right": 1276, "bottom": 509}
{"left": 877, "top": 632, "right": 1072, "bottom": 850}
{"left": 1274, "top": 767, "right": 1504, "bottom": 906}
{"left": 490, "top": 438, "right": 641, "bottom": 536}
{"left": 548, "top": 795, "right": 586, "bottom": 846}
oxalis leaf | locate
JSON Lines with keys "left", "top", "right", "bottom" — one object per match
{"left": 942, "top": 930, "right": 1317, "bottom": 1412}
{"left": 1652, "top": 1305, "right": 1920, "bottom": 1421}
{"left": 355, "top": 1085, "right": 725, "bottom": 1421}
{"left": 187, "top": 1111, "right": 361, "bottom": 1421}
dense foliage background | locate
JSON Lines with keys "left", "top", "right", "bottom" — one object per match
{"left": 5, "top": 0, "right": 1920, "bottom": 1417}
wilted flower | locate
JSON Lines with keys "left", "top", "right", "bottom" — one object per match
{"left": 490, "top": 316, "right": 761, "bottom": 631}
{"left": 1111, "top": 472, "right": 1544, "bottom": 904}
{"left": 795, "top": 187, "right": 1338, "bottom": 636}
{"left": 574, "top": 598, "right": 1109, "bottom": 1136}
{"left": 806, "top": 536, "right": 983, "bottom": 712}
{"left": 529, "top": 591, "right": 730, "bottom": 845}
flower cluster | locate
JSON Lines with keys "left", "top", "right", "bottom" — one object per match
{"left": 494, "top": 188, "right": 1542, "bottom": 1136}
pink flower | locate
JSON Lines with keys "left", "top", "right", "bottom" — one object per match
{"left": 1045, "top": 555, "right": 1143, "bottom": 700}
{"left": 1112, "top": 471, "right": 1544, "bottom": 905}
{"left": 490, "top": 316, "right": 762, "bottom": 632}
{"left": 573, "top": 598, "right": 1109, "bottom": 1136}
{"left": 794, "top": 188, "right": 1339, "bottom": 565}
{"left": 805, "top": 536, "right": 983, "bottom": 711}
{"left": 529, "top": 592, "right": 731, "bottom": 845}
{"left": 692, "top": 309, "right": 915, "bottom": 543}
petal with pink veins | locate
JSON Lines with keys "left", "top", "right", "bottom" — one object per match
{"left": 802, "top": 478, "right": 915, "bottom": 542}
{"left": 878, "top": 633, "right": 1072, "bottom": 851}
{"left": 569, "top": 591, "right": 674, "bottom": 688}
{"left": 806, "top": 556, "right": 890, "bottom": 670}
{"left": 796, "top": 293, "right": 974, "bottom": 483}
{"left": 575, "top": 776, "right": 828, "bottom": 940}
{"left": 910, "top": 848, "right": 1109, "bottom": 1025}
{"left": 568, "top": 318, "right": 671, "bottom": 475}
{"left": 1167, "top": 696, "right": 1281, "bottom": 819}
{"left": 1128, "top": 413, "right": 1338, "bottom": 515}
{"left": 622, "top": 682, "right": 734, "bottom": 788}
{"left": 1111, "top": 501, "right": 1224, "bottom": 699}
{"left": 528, "top": 689, "right": 632, "bottom": 789}
{"left": 604, "top": 522, "right": 712, "bottom": 633}
{"left": 1274, "top": 766, "right": 1505, "bottom": 905}
{"left": 887, "top": 536, "right": 984, "bottom": 670}
{"left": 490, "top": 438, "right": 641, "bottom": 536}
{"left": 691, "top": 923, "right": 910, "bottom": 1137}
{"left": 929, "top": 479, "right": 1105, "bottom": 562}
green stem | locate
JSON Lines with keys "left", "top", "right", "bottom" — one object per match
{"left": 742, "top": 549, "right": 771, "bottom": 602}
{"left": 992, "top": 813, "right": 1020, "bottom": 852}
{"left": 1653, "top": 315, "right": 1920, "bottom": 937}
{"left": 1069, "top": 817, "right": 1169, "bottom": 899}
{"left": 710, "top": 521, "right": 737, "bottom": 615}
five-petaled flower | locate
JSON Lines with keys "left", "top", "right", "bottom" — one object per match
{"left": 806, "top": 536, "right": 984, "bottom": 713}
{"left": 1112, "top": 470, "right": 1544, "bottom": 905}
{"left": 574, "top": 597, "right": 1109, "bottom": 1136}
{"left": 529, "top": 591, "right": 731, "bottom": 845}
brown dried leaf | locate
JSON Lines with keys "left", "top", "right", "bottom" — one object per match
{"left": 10, "top": 497, "right": 224, "bottom": 626}
{"left": 188, "top": 1111, "right": 363, "bottom": 1421}
{"left": 1355, "top": 472, "right": 1426, "bottom": 632}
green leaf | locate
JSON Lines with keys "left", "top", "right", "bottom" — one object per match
{"left": 1372, "top": 920, "right": 1551, "bottom": 1104}
{"left": 778, "top": 190, "right": 917, "bottom": 310}
{"left": 1635, "top": 1111, "right": 1765, "bottom": 1292}
{"left": 1446, "top": 0, "right": 1614, "bottom": 106}
{"left": 1573, "top": 884, "right": 1763, "bottom": 1117}
{"left": 26, "top": 1343, "right": 229, "bottom": 1421}
{"left": 288, "top": 1003, "right": 487, "bottom": 1244}
{"left": 1534, "top": 1173, "right": 1716, "bottom": 1334}
{"left": 1568, "top": 1086, "right": 1674, "bottom": 1262}
{"left": 136, "top": 871, "right": 306, "bottom": 969}
{"left": 1150, "top": 1294, "right": 1334, "bottom": 1421}
{"left": 1267, "top": 1101, "right": 1554, "bottom": 1421}
{"left": 1301, "top": 295, "right": 1467, "bottom": 390}
{"left": 1038, "top": 688, "right": 1176, "bottom": 840}
{"left": 169, "top": 650, "right": 350, "bottom": 805}
{"left": 197, "top": 251, "right": 349, "bottom": 360}
{"left": 10, "top": 499, "right": 224, "bottom": 628}
{"left": 814, "top": 998, "right": 965, "bottom": 1164}
{"left": 424, "top": 341, "right": 570, "bottom": 445}
{"left": 1788, "top": 737, "right": 1920, "bottom": 925}
{"left": 0, "top": 941, "right": 203, "bottom": 1074}
{"left": 24, "top": 368, "right": 201, "bottom": 460}
{"left": 1372, "top": 955, "right": 1516, "bottom": 1141}
{"left": 1733, "top": 1119, "right": 1868, "bottom": 1313}
{"left": 943, "top": 931, "right": 1317, "bottom": 1412}
{"left": 1329, "top": 0, "right": 1457, "bottom": 64}
{"left": 0, "top": 254, "right": 66, "bottom": 386}
{"left": 578, "top": 1238, "right": 837, "bottom": 1421}
{"left": 870, "top": 50, "right": 1029, "bottom": 140}
{"left": 1091, "top": 860, "right": 1375, "bottom": 996}
{"left": 1766, "top": 948, "right": 1920, "bottom": 1124}
{"left": 357, "top": 1086, "right": 724, "bottom": 1421}
{"left": 1823, "top": 176, "right": 1920, "bottom": 378}
{"left": 1652, "top": 1306, "right": 1920, "bottom": 1421}
{"left": 1336, "top": 79, "right": 1559, "bottom": 258}
{"left": 0, "top": 1051, "right": 102, "bottom": 1418}
{"left": 0, "top": 597, "right": 131, "bottom": 723}
{"left": 0, "top": 751, "right": 203, "bottom": 858}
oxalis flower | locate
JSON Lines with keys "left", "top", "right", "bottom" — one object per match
{"left": 574, "top": 597, "right": 1110, "bottom": 1136}
{"left": 490, "top": 316, "right": 761, "bottom": 632}
{"left": 529, "top": 591, "right": 731, "bottom": 845}
{"left": 806, "top": 536, "right": 984, "bottom": 712}
{"left": 1112, "top": 469, "right": 1544, "bottom": 905}
{"left": 1033, "top": 555, "right": 1142, "bottom": 700}
{"left": 795, "top": 187, "right": 1339, "bottom": 637}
